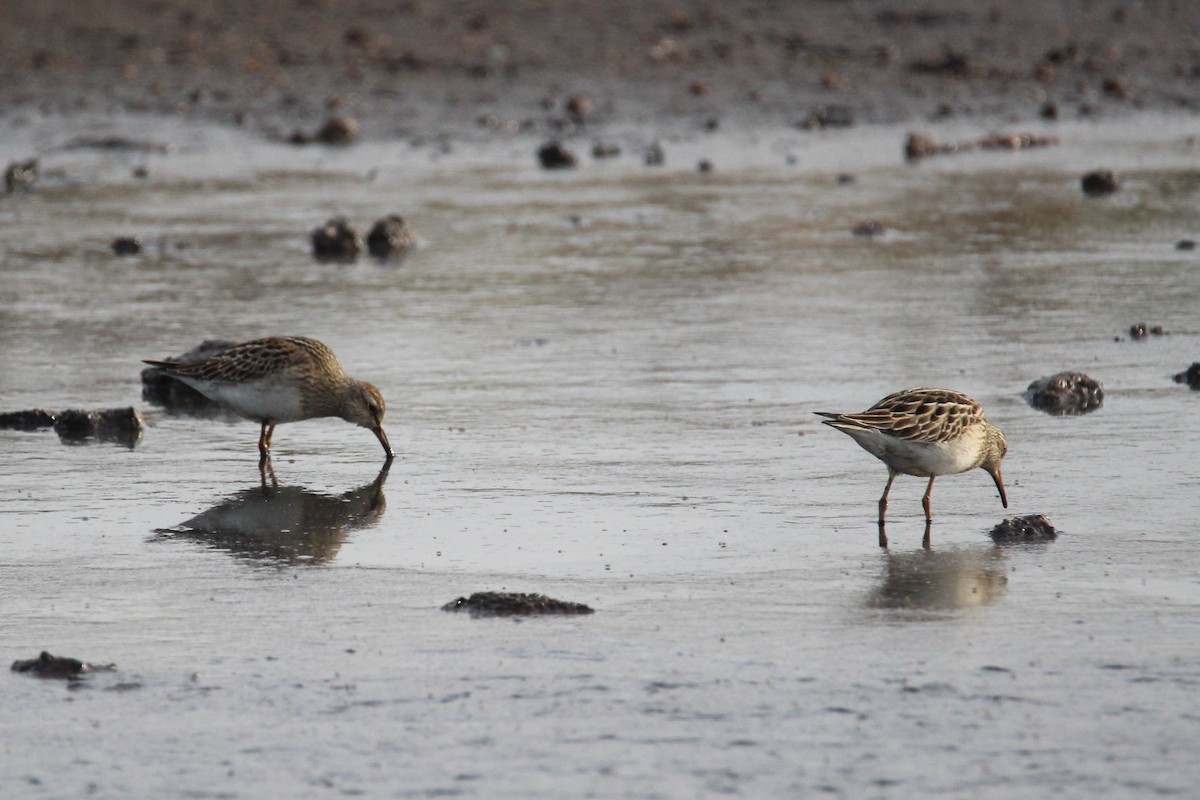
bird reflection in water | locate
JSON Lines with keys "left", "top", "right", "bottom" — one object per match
{"left": 866, "top": 538, "right": 1008, "bottom": 612}
{"left": 154, "top": 458, "right": 390, "bottom": 564}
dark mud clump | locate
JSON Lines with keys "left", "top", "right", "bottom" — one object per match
{"left": 1128, "top": 322, "right": 1167, "bottom": 340}
{"left": 905, "top": 131, "right": 1059, "bottom": 162}
{"left": 141, "top": 339, "right": 236, "bottom": 417}
{"left": 1025, "top": 371, "right": 1104, "bottom": 416}
{"left": 0, "top": 408, "right": 56, "bottom": 431}
{"left": 1173, "top": 363, "right": 1200, "bottom": 389}
{"left": 366, "top": 214, "right": 417, "bottom": 259}
{"left": 851, "top": 220, "right": 886, "bottom": 238}
{"left": 5, "top": 158, "right": 38, "bottom": 192}
{"left": 111, "top": 236, "right": 142, "bottom": 256}
{"left": 290, "top": 115, "right": 362, "bottom": 145}
{"left": 442, "top": 592, "right": 594, "bottom": 617}
{"left": 537, "top": 141, "right": 577, "bottom": 169}
{"left": 798, "top": 104, "right": 855, "bottom": 130}
{"left": 1177, "top": 239, "right": 1197, "bottom": 251}
{"left": 644, "top": 142, "right": 665, "bottom": 166}
{"left": 591, "top": 142, "right": 620, "bottom": 159}
{"left": 311, "top": 217, "right": 363, "bottom": 261}
{"left": 12, "top": 651, "right": 116, "bottom": 680}
{"left": 1081, "top": 170, "right": 1119, "bottom": 196}
{"left": 989, "top": 514, "right": 1058, "bottom": 543}
{"left": 53, "top": 407, "right": 144, "bottom": 447}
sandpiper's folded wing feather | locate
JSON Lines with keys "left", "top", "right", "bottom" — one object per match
{"left": 144, "top": 336, "right": 343, "bottom": 385}
{"left": 818, "top": 388, "right": 986, "bottom": 444}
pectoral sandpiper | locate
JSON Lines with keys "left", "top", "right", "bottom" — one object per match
{"left": 144, "top": 336, "right": 393, "bottom": 460}
{"left": 816, "top": 388, "right": 1008, "bottom": 531}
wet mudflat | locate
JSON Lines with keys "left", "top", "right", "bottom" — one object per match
{"left": 2, "top": 114, "right": 1200, "bottom": 798}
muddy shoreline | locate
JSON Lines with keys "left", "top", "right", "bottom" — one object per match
{"left": 3, "top": 0, "right": 1198, "bottom": 143}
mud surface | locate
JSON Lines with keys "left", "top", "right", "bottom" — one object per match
{"left": 4, "top": 4, "right": 1200, "bottom": 791}
{"left": 3, "top": 0, "right": 1200, "bottom": 143}
{"left": 3, "top": 114, "right": 1200, "bottom": 797}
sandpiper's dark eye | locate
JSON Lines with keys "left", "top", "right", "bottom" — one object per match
{"left": 368, "top": 403, "right": 379, "bottom": 416}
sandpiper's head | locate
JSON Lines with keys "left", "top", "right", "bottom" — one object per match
{"left": 981, "top": 423, "right": 1008, "bottom": 508}
{"left": 344, "top": 381, "right": 394, "bottom": 459}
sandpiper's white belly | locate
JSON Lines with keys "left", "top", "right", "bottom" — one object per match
{"left": 177, "top": 376, "right": 306, "bottom": 423}
{"left": 846, "top": 427, "right": 983, "bottom": 477}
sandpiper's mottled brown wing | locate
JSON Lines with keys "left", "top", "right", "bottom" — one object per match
{"left": 145, "top": 336, "right": 343, "bottom": 385}
{"left": 819, "top": 388, "right": 986, "bottom": 444}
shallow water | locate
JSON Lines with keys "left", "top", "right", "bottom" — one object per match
{"left": 2, "top": 113, "right": 1200, "bottom": 798}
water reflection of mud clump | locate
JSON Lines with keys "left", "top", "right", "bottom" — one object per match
{"left": 367, "top": 214, "right": 417, "bottom": 259}
{"left": 12, "top": 651, "right": 116, "bottom": 680}
{"left": 154, "top": 461, "right": 390, "bottom": 564}
{"left": 989, "top": 514, "right": 1057, "bottom": 543}
{"left": 866, "top": 546, "right": 1007, "bottom": 612}
{"left": 141, "top": 339, "right": 237, "bottom": 418}
{"left": 1173, "top": 363, "right": 1200, "bottom": 389}
{"left": 442, "top": 592, "right": 595, "bottom": 617}
{"left": 54, "top": 407, "right": 144, "bottom": 448}
{"left": 1024, "top": 371, "right": 1104, "bottom": 416}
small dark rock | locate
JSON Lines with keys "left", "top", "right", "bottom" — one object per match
{"left": 591, "top": 142, "right": 620, "bottom": 159}
{"left": 1129, "top": 322, "right": 1167, "bottom": 339}
{"left": 54, "top": 407, "right": 144, "bottom": 447}
{"left": 697, "top": 158, "right": 714, "bottom": 173}
{"left": 12, "top": 651, "right": 116, "bottom": 680}
{"left": 111, "top": 237, "right": 142, "bottom": 256}
{"left": 851, "top": 220, "right": 886, "bottom": 238}
{"left": 1173, "top": 363, "right": 1200, "bottom": 389}
{"left": 1040, "top": 101, "right": 1059, "bottom": 120}
{"left": 565, "top": 93, "right": 593, "bottom": 119}
{"left": 1101, "top": 76, "right": 1129, "bottom": 99}
{"left": 314, "top": 115, "right": 361, "bottom": 145}
{"left": 366, "top": 214, "right": 417, "bottom": 259}
{"left": 5, "top": 158, "right": 38, "bottom": 192}
{"left": 1176, "top": 239, "right": 1196, "bottom": 251}
{"left": 835, "top": 173, "right": 856, "bottom": 185}
{"left": 311, "top": 217, "right": 363, "bottom": 261}
{"left": 0, "top": 409, "right": 56, "bottom": 431}
{"left": 1025, "top": 371, "right": 1104, "bottom": 415}
{"left": 989, "top": 514, "right": 1058, "bottom": 544}
{"left": 910, "top": 49, "right": 974, "bottom": 77}
{"left": 644, "top": 142, "right": 665, "bottom": 166}
{"left": 141, "top": 340, "right": 237, "bottom": 417}
{"left": 538, "top": 140, "right": 577, "bottom": 169}
{"left": 1081, "top": 170, "right": 1118, "bottom": 196}
{"left": 442, "top": 591, "right": 594, "bottom": 617}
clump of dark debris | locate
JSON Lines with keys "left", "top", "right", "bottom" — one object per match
{"left": 1173, "top": 363, "right": 1200, "bottom": 389}
{"left": 53, "top": 407, "right": 144, "bottom": 447}
{"left": 1127, "top": 322, "right": 1167, "bottom": 340}
{"left": 1081, "top": 169, "right": 1118, "bottom": 196}
{"left": 12, "top": 651, "right": 116, "bottom": 680}
{"left": 442, "top": 592, "right": 594, "bottom": 617}
{"left": 311, "top": 217, "right": 363, "bottom": 261}
{"left": 989, "top": 514, "right": 1057, "bottom": 544}
{"left": 1024, "top": 371, "right": 1104, "bottom": 416}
